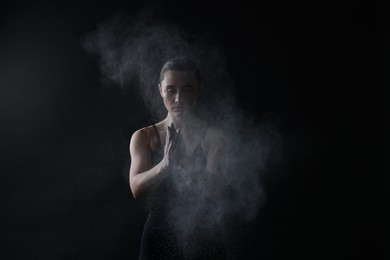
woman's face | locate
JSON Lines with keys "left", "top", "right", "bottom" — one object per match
{"left": 159, "top": 70, "right": 200, "bottom": 118}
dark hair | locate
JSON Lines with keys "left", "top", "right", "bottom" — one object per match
{"left": 159, "top": 57, "right": 201, "bottom": 83}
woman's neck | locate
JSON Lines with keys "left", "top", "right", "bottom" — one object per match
{"left": 165, "top": 113, "right": 199, "bottom": 131}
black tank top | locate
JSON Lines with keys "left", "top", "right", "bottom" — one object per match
{"left": 151, "top": 124, "right": 208, "bottom": 171}
{"left": 140, "top": 124, "right": 227, "bottom": 260}
{"left": 148, "top": 124, "right": 209, "bottom": 208}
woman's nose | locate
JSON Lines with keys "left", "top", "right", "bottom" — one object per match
{"left": 174, "top": 92, "right": 181, "bottom": 103}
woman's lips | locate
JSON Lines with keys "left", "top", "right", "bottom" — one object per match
{"left": 172, "top": 107, "right": 185, "bottom": 114}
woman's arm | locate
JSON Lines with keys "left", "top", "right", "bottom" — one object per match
{"left": 129, "top": 129, "right": 167, "bottom": 199}
{"left": 129, "top": 124, "right": 183, "bottom": 199}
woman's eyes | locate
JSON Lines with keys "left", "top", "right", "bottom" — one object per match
{"left": 165, "top": 88, "right": 193, "bottom": 93}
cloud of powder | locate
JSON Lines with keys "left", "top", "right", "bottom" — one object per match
{"left": 81, "top": 4, "right": 284, "bottom": 255}
{"left": 81, "top": 5, "right": 234, "bottom": 122}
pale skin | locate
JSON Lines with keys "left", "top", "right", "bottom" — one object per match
{"left": 129, "top": 70, "right": 230, "bottom": 199}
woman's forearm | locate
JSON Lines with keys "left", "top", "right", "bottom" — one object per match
{"left": 130, "top": 160, "right": 168, "bottom": 199}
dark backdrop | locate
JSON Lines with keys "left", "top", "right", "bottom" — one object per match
{"left": 0, "top": 0, "right": 386, "bottom": 259}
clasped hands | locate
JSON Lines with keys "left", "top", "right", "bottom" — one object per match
{"left": 162, "top": 123, "right": 187, "bottom": 172}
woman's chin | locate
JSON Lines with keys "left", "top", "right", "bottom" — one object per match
{"left": 172, "top": 109, "right": 185, "bottom": 117}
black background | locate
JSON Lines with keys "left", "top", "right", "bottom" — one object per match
{"left": 0, "top": 0, "right": 386, "bottom": 259}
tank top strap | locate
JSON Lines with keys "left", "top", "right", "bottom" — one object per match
{"left": 191, "top": 124, "right": 210, "bottom": 156}
{"left": 152, "top": 124, "right": 162, "bottom": 148}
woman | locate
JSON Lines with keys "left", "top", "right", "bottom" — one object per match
{"left": 129, "top": 57, "right": 230, "bottom": 259}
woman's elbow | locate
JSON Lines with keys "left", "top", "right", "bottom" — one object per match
{"left": 130, "top": 178, "right": 144, "bottom": 200}
{"left": 132, "top": 191, "right": 140, "bottom": 200}
{"left": 129, "top": 178, "right": 139, "bottom": 199}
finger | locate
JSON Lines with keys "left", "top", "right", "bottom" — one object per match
{"left": 165, "top": 141, "right": 172, "bottom": 156}
{"left": 165, "top": 131, "right": 170, "bottom": 144}
{"left": 167, "top": 127, "right": 174, "bottom": 139}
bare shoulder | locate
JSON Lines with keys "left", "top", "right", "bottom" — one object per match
{"left": 130, "top": 126, "right": 155, "bottom": 148}
{"left": 206, "top": 125, "right": 229, "bottom": 139}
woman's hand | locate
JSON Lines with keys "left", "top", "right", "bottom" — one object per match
{"left": 162, "top": 123, "right": 185, "bottom": 171}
